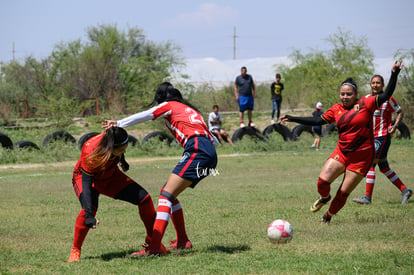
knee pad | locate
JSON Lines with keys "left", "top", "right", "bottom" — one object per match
{"left": 160, "top": 190, "right": 176, "bottom": 202}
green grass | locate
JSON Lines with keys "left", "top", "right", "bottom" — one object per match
{"left": 1, "top": 140, "right": 413, "bottom": 274}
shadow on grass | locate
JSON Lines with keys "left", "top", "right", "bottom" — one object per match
{"left": 205, "top": 244, "right": 250, "bottom": 254}
{"left": 93, "top": 245, "right": 250, "bottom": 261}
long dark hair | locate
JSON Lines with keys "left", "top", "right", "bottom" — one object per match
{"left": 85, "top": 127, "right": 128, "bottom": 172}
{"left": 153, "top": 82, "right": 200, "bottom": 112}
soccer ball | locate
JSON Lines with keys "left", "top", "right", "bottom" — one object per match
{"left": 267, "top": 219, "right": 294, "bottom": 244}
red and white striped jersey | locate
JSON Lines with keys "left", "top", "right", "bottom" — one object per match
{"left": 117, "top": 101, "right": 218, "bottom": 147}
{"left": 368, "top": 95, "right": 401, "bottom": 137}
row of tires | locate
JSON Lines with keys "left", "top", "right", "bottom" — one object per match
{"left": 0, "top": 131, "right": 137, "bottom": 151}
{"left": 230, "top": 121, "right": 411, "bottom": 143}
{"left": 0, "top": 121, "right": 411, "bottom": 150}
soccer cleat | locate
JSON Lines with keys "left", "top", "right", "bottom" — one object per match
{"left": 352, "top": 195, "right": 372, "bottom": 205}
{"left": 240, "top": 122, "right": 246, "bottom": 128}
{"left": 321, "top": 214, "right": 331, "bottom": 224}
{"left": 167, "top": 239, "right": 193, "bottom": 251}
{"left": 68, "top": 248, "right": 81, "bottom": 263}
{"left": 130, "top": 243, "right": 167, "bottom": 257}
{"left": 401, "top": 188, "right": 412, "bottom": 205}
{"left": 310, "top": 195, "right": 331, "bottom": 212}
{"left": 249, "top": 122, "right": 256, "bottom": 127}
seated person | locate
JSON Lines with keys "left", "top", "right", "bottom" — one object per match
{"left": 208, "top": 105, "right": 234, "bottom": 145}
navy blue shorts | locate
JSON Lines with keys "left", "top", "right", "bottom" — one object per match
{"left": 172, "top": 136, "right": 218, "bottom": 188}
{"left": 312, "top": 126, "right": 322, "bottom": 136}
{"left": 374, "top": 135, "right": 391, "bottom": 159}
{"left": 238, "top": 95, "right": 254, "bottom": 112}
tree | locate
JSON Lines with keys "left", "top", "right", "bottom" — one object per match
{"left": 276, "top": 29, "right": 374, "bottom": 109}
{"left": 0, "top": 24, "right": 184, "bottom": 125}
{"left": 394, "top": 48, "right": 414, "bottom": 126}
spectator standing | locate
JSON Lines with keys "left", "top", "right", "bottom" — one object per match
{"left": 234, "top": 66, "right": 256, "bottom": 128}
{"left": 270, "top": 73, "right": 284, "bottom": 124}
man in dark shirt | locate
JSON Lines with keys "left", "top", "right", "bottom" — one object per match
{"left": 234, "top": 66, "right": 256, "bottom": 128}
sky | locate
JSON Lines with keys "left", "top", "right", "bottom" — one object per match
{"left": 1, "top": 0, "right": 413, "bottom": 64}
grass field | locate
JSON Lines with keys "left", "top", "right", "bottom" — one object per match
{"left": 0, "top": 137, "right": 413, "bottom": 274}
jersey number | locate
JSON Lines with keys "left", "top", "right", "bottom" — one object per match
{"left": 187, "top": 108, "right": 204, "bottom": 124}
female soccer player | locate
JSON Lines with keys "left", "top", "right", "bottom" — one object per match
{"left": 102, "top": 82, "right": 218, "bottom": 256}
{"left": 352, "top": 73, "right": 412, "bottom": 205}
{"left": 281, "top": 61, "right": 403, "bottom": 224}
{"left": 68, "top": 127, "right": 157, "bottom": 262}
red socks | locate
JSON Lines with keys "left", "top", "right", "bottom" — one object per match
{"left": 138, "top": 194, "right": 156, "bottom": 239}
{"left": 148, "top": 194, "right": 172, "bottom": 251}
{"left": 327, "top": 189, "right": 349, "bottom": 216}
{"left": 317, "top": 177, "right": 331, "bottom": 198}
{"left": 365, "top": 166, "right": 376, "bottom": 196}
{"left": 171, "top": 199, "right": 189, "bottom": 243}
{"left": 380, "top": 167, "right": 406, "bottom": 192}
{"left": 72, "top": 208, "right": 96, "bottom": 250}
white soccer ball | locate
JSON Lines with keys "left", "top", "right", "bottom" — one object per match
{"left": 267, "top": 219, "right": 294, "bottom": 244}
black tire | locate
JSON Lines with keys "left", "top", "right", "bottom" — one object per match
{"left": 262, "top": 124, "right": 293, "bottom": 141}
{"left": 292, "top": 124, "right": 314, "bottom": 141}
{"left": 128, "top": 135, "right": 139, "bottom": 146}
{"left": 231, "top": 127, "right": 266, "bottom": 143}
{"left": 143, "top": 131, "right": 174, "bottom": 145}
{"left": 0, "top": 133, "right": 13, "bottom": 150}
{"left": 392, "top": 120, "right": 411, "bottom": 139}
{"left": 14, "top": 140, "right": 40, "bottom": 150}
{"left": 78, "top": 132, "right": 100, "bottom": 150}
{"left": 42, "top": 131, "right": 76, "bottom": 147}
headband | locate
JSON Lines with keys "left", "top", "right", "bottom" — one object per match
{"left": 114, "top": 136, "right": 129, "bottom": 147}
{"left": 341, "top": 82, "right": 357, "bottom": 90}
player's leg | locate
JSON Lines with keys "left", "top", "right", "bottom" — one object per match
{"left": 310, "top": 158, "right": 345, "bottom": 213}
{"left": 378, "top": 160, "right": 411, "bottom": 204}
{"left": 69, "top": 188, "right": 99, "bottom": 262}
{"left": 145, "top": 174, "right": 192, "bottom": 254}
{"left": 113, "top": 181, "right": 156, "bottom": 244}
{"left": 322, "top": 169, "right": 364, "bottom": 223}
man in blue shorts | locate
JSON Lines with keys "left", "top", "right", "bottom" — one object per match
{"left": 234, "top": 66, "right": 256, "bottom": 128}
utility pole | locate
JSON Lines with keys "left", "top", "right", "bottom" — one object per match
{"left": 233, "top": 26, "right": 237, "bottom": 60}
{"left": 12, "top": 42, "right": 15, "bottom": 61}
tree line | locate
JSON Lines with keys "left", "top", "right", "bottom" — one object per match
{"left": 0, "top": 25, "right": 413, "bottom": 127}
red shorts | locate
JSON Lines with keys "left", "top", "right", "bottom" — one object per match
{"left": 72, "top": 168, "right": 134, "bottom": 198}
{"left": 329, "top": 146, "right": 374, "bottom": 176}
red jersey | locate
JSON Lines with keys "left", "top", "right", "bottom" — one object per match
{"left": 73, "top": 133, "right": 120, "bottom": 181}
{"left": 117, "top": 101, "right": 217, "bottom": 147}
{"left": 321, "top": 96, "right": 378, "bottom": 154}
{"left": 368, "top": 95, "right": 401, "bottom": 138}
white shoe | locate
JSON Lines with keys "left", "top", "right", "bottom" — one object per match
{"left": 271, "top": 119, "right": 275, "bottom": 124}
{"left": 249, "top": 122, "right": 256, "bottom": 127}
{"left": 240, "top": 123, "right": 245, "bottom": 128}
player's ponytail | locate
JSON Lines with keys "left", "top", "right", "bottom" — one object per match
{"left": 85, "top": 127, "right": 128, "bottom": 172}
{"left": 153, "top": 82, "right": 201, "bottom": 112}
